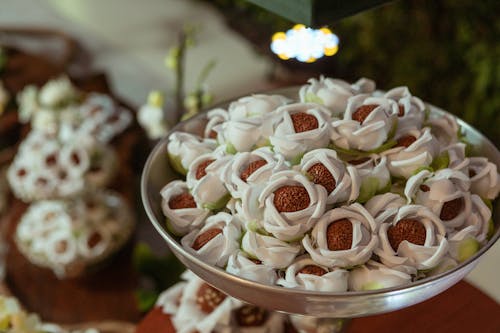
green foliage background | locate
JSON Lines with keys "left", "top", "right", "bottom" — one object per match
{"left": 207, "top": 0, "right": 499, "bottom": 144}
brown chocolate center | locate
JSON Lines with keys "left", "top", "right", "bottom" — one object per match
{"left": 387, "top": 218, "right": 426, "bottom": 251}
{"left": 297, "top": 265, "right": 327, "bottom": 276}
{"left": 326, "top": 219, "right": 353, "bottom": 251}
{"left": 469, "top": 169, "right": 477, "bottom": 178}
{"left": 440, "top": 197, "right": 464, "bottom": 221}
{"left": 196, "top": 283, "right": 226, "bottom": 314}
{"left": 192, "top": 228, "right": 223, "bottom": 251}
{"left": 168, "top": 192, "right": 197, "bottom": 209}
{"left": 290, "top": 112, "right": 319, "bottom": 133}
{"left": 307, "top": 163, "right": 336, "bottom": 194}
{"left": 45, "top": 154, "right": 57, "bottom": 166}
{"left": 273, "top": 185, "right": 310, "bottom": 212}
{"left": 71, "top": 152, "right": 81, "bottom": 165}
{"left": 420, "top": 184, "right": 430, "bottom": 192}
{"left": 87, "top": 232, "right": 102, "bottom": 248}
{"left": 240, "top": 159, "right": 267, "bottom": 182}
{"left": 348, "top": 157, "right": 371, "bottom": 165}
{"left": 195, "top": 159, "right": 214, "bottom": 180}
{"left": 396, "top": 135, "right": 417, "bottom": 148}
{"left": 398, "top": 104, "right": 405, "bottom": 117}
{"left": 352, "top": 104, "right": 378, "bottom": 124}
{"left": 235, "top": 305, "right": 269, "bottom": 327}
{"left": 208, "top": 130, "right": 217, "bottom": 139}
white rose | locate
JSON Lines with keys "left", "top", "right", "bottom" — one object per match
{"left": 32, "top": 108, "right": 58, "bottom": 134}
{"left": 173, "top": 274, "right": 239, "bottom": 333}
{"left": 258, "top": 171, "right": 327, "bottom": 241}
{"left": 382, "top": 127, "right": 439, "bottom": 178}
{"left": 299, "top": 76, "right": 355, "bottom": 116}
{"left": 302, "top": 203, "right": 379, "bottom": 268}
{"left": 39, "top": 76, "right": 77, "bottom": 107}
{"left": 365, "top": 192, "right": 406, "bottom": 222}
{"left": 228, "top": 94, "right": 289, "bottom": 120}
{"left": 167, "top": 132, "right": 216, "bottom": 175}
{"left": 405, "top": 169, "right": 472, "bottom": 229}
{"left": 427, "top": 113, "right": 459, "bottom": 146}
{"left": 269, "top": 103, "right": 332, "bottom": 162}
{"left": 384, "top": 86, "right": 425, "bottom": 133}
{"left": 216, "top": 117, "right": 275, "bottom": 153}
{"left": 375, "top": 205, "right": 448, "bottom": 270}
{"left": 426, "top": 256, "right": 458, "bottom": 277}
{"left": 241, "top": 230, "right": 301, "bottom": 269}
{"left": 468, "top": 157, "right": 500, "bottom": 200}
{"left": 204, "top": 108, "right": 228, "bottom": 139}
{"left": 331, "top": 95, "right": 397, "bottom": 151}
{"left": 277, "top": 255, "right": 349, "bottom": 292}
{"left": 226, "top": 251, "right": 278, "bottom": 286}
{"left": 181, "top": 212, "right": 242, "bottom": 267}
{"left": 348, "top": 155, "right": 391, "bottom": 203}
{"left": 186, "top": 153, "right": 232, "bottom": 210}
{"left": 300, "top": 148, "right": 360, "bottom": 204}
{"left": 222, "top": 147, "right": 287, "bottom": 199}
{"left": 443, "top": 142, "right": 469, "bottom": 173}
{"left": 160, "top": 180, "right": 211, "bottom": 236}
{"left": 348, "top": 260, "right": 413, "bottom": 291}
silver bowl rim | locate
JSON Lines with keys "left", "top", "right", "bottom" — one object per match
{"left": 141, "top": 86, "right": 500, "bottom": 299}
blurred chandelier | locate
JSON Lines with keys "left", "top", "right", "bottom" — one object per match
{"left": 270, "top": 24, "right": 339, "bottom": 63}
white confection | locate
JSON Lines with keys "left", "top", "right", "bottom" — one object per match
{"left": 384, "top": 86, "right": 425, "bottom": 133}
{"left": 227, "top": 94, "right": 290, "bottom": 120}
{"left": 226, "top": 251, "right": 278, "bottom": 286}
{"left": 138, "top": 103, "right": 169, "bottom": 139}
{"left": 427, "top": 112, "right": 460, "bottom": 146}
{"left": 156, "top": 281, "right": 188, "bottom": 314}
{"left": 468, "top": 157, "right": 500, "bottom": 200}
{"left": 167, "top": 132, "right": 216, "bottom": 174}
{"left": 302, "top": 203, "right": 379, "bottom": 268}
{"left": 204, "top": 108, "right": 229, "bottom": 139}
{"left": 348, "top": 260, "right": 413, "bottom": 291}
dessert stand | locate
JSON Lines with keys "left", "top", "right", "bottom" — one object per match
{"left": 141, "top": 87, "right": 500, "bottom": 327}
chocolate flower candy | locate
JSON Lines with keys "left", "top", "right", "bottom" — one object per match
{"left": 226, "top": 251, "right": 278, "bottom": 286}
{"left": 382, "top": 127, "right": 439, "bottom": 178}
{"left": 241, "top": 230, "right": 301, "bottom": 269}
{"left": 277, "top": 255, "right": 349, "bottom": 292}
{"left": 468, "top": 157, "right": 500, "bottom": 200}
{"left": 232, "top": 304, "right": 286, "bottom": 333}
{"left": 156, "top": 281, "right": 187, "bottom": 315}
{"left": 384, "top": 86, "right": 425, "bottom": 133}
{"left": 258, "top": 171, "right": 327, "bottom": 241}
{"left": 173, "top": 273, "right": 239, "bottom": 333}
{"left": 167, "top": 132, "right": 216, "bottom": 175}
{"left": 348, "top": 260, "right": 413, "bottom": 291}
{"left": 204, "top": 108, "right": 228, "bottom": 140}
{"left": 427, "top": 112, "right": 460, "bottom": 146}
{"left": 299, "top": 76, "right": 375, "bottom": 117}
{"left": 300, "top": 148, "right": 360, "bottom": 205}
{"left": 228, "top": 94, "right": 290, "bottom": 120}
{"left": 444, "top": 142, "right": 469, "bottom": 173}
{"left": 447, "top": 194, "right": 491, "bottom": 262}
{"left": 302, "top": 203, "right": 379, "bottom": 268}
{"left": 269, "top": 103, "right": 332, "bottom": 162}
{"left": 38, "top": 76, "right": 78, "bottom": 108}
{"left": 186, "top": 153, "right": 231, "bottom": 211}
{"left": 160, "top": 180, "right": 211, "bottom": 236}
{"left": 181, "top": 212, "right": 242, "bottom": 267}
{"left": 216, "top": 117, "right": 275, "bottom": 153}
{"left": 375, "top": 205, "right": 448, "bottom": 270}
{"left": 222, "top": 147, "right": 287, "bottom": 199}
{"left": 349, "top": 155, "right": 391, "bottom": 203}
{"left": 405, "top": 169, "right": 472, "bottom": 229}
{"left": 331, "top": 95, "right": 397, "bottom": 151}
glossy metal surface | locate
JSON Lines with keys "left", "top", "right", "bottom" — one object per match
{"left": 141, "top": 87, "right": 500, "bottom": 317}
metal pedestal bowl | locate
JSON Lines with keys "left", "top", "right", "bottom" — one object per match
{"left": 141, "top": 87, "right": 500, "bottom": 318}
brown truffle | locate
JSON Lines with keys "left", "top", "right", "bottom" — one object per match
{"left": 297, "top": 265, "right": 327, "bottom": 276}
{"left": 348, "top": 157, "right": 371, "bottom": 165}
{"left": 326, "top": 219, "right": 353, "bottom": 251}
{"left": 395, "top": 135, "right": 417, "bottom": 148}
{"left": 71, "top": 152, "right": 81, "bottom": 165}
{"left": 440, "top": 197, "right": 464, "bottom": 221}
{"left": 196, "top": 283, "right": 226, "bottom": 314}
{"left": 235, "top": 305, "right": 269, "bottom": 327}
{"left": 195, "top": 159, "right": 214, "bottom": 180}
{"left": 168, "top": 192, "right": 197, "bottom": 209}
{"left": 387, "top": 218, "right": 426, "bottom": 251}
{"left": 192, "top": 228, "right": 223, "bottom": 251}
{"left": 208, "top": 130, "right": 217, "bottom": 139}
{"left": 240, "top": 159, "right": 267, "bottom": 182}
{"left": 420, "top": 184, "right": 430, "bottom": 192}
{"left": 273, "top": 185, "right": 310, "bottom": 212}
{"left": 45, "top": 154, "right": 57, "bottom": 166}
{"left": 290, "top": 112, "right": 319, "bottom": 133}
{"left": 87, "top": 232, "right": 102, "bottom": 248}
{"left": 469, "top": 169, "right": 477, "bottom": 178}
{"left": 352, "top": 104, "right": 378, "bottom": 124}
{"left": 307, "top": 163, "right": 336, "bottom": 194}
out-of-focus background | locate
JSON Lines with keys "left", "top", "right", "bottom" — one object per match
{"left": 0, "top": 0, "right": 498, "bottom": 324}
